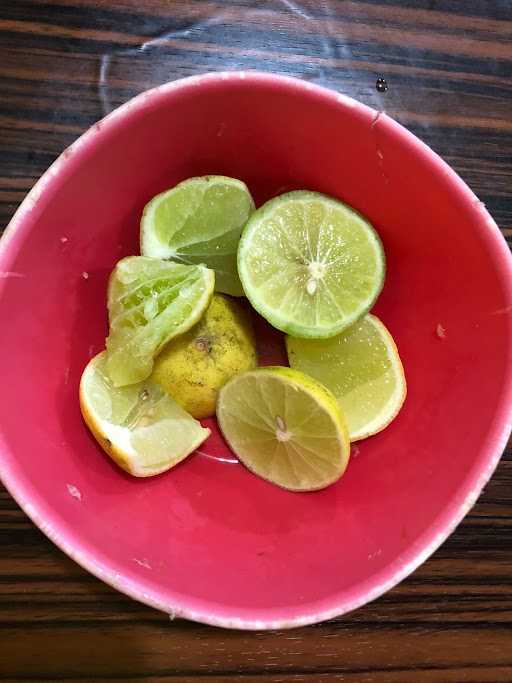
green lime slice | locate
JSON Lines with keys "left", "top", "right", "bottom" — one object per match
{"left": 216, "top": 366, "right": 350, "bottom": 491}
{"left": 140, "top": 176, "right": 255, "bottom": 296}
{"left": 105, "top": 256, "right": 214, "bottom": 387}
{"left": 237, "top": 191, "right": 385, "bottom": 338}
{"left": 286, "top": 314, "right": 406, "bottom": 441}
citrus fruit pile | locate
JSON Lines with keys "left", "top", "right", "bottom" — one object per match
{"left": 80, "top": 176, "right": 406, "bottom": 489}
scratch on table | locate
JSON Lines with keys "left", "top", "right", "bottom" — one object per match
{"left": 97, "top": 18, "right": 224, "bottom": 114}
{"left": 278, "top": 0, "right": 311, "bottom": 19}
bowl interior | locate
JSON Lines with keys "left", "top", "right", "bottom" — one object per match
{"left": 1, "top": 73, "right": 511, "bottom": 627}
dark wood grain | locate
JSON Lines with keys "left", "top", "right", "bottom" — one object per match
{"left": 1, "top": 1, "right": 511, "bottom": 680}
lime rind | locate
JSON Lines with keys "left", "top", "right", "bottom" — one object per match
{"left": 237, "top": 191, "right": 385, "bottom": 338}
{"left": 105, "top": 256, "right": 214, "bottom": 387}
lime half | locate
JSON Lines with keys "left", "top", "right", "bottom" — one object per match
{"left": 238, "top": 191, "right": 385, "bottom": 338}
{"left": 80, "top": 352, "right": 210, "bottom": 477}
{"left": 217, "top": 366, "right": 350, "bottom": 491}
{"left": 141, "top": 176, "right": 255, "bottom": 296}
{"left": 106, "top": 256, "right": 214, "bottom": 387}
{"left": 286, "top": 314, "right": 406, "bottom": 441}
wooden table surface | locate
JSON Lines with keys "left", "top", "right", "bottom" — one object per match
{"left": 1, "top": 1, "right": 511, "bottom": 680}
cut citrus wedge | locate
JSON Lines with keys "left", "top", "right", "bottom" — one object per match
{"left": 237, "top": 191, "right": 385, "bottom": 338}
{"left": 216, "top": 366, "right": 350, "bottom": 491}
{"left": 140, "top": 176, "right": 255, "bottom": 296}
{"left": 286, "top": 314, "right": 406, "bottom": 441}
{"left": 80, "top": 352, "right": 210, "bottom": 477}
{"left": 105, "top": 256, "right": 214, "bottom": 387}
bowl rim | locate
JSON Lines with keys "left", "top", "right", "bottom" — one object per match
{"left": 1, "top": 70, "right": 512, "bottom": 630}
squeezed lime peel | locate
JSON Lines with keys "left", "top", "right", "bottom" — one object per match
{"left": 106, "top": 256, "right": 214, "bottom": 387}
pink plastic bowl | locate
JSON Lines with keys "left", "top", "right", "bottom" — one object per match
{"left": 1, "top": 72, "right": 511, "bottom": 630}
